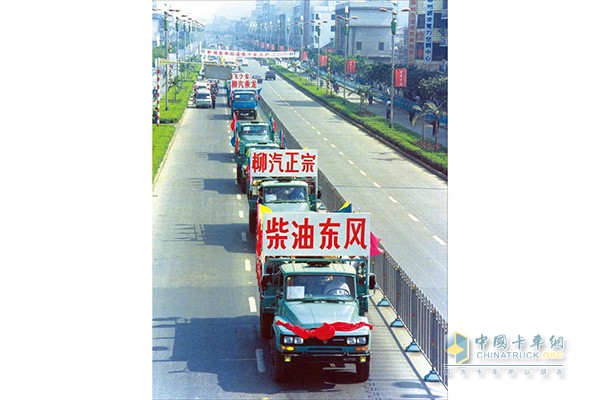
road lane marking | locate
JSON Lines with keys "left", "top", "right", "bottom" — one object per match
{"left": 256, "top": 349, "right": 266, "bottom": 373}
{"left": 348, "top": 160, "right": 354, "bottom": 165}
{"left": 408, "top": 213, "right": 419, "bottom": 222}
{"left": 433, "top": 235, "right": 447, "bottom": 245}
{"left": 236, "top": 194, "right": 242, "bottom": 200}
{"left": 388, "top": 196, "right": 399, "bottom": 203}
{"left": 373, "top": 182, "right": 381, "bottom": 188}
{"left": 338, "top": 151, "right": 344, "bottom": 156}
{"left": 245, "top": 259, "right": 252, "bottom": 272}
{"left": 359, "top": 170, "right": 367, "bottom": 176}
{"left": 330, "top": 144, "right": 336, "bottom": 148}
{"left": 239, "top": 210, "right": 244, "bottom": 218}
{"left": 249, "top": 296, "right": 257, "bottom": 312}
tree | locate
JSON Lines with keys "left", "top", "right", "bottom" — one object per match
{"left": 169, "top": 75, "right": 183, "bottom": 102}
{"left": 288, "top": 60, "right": 301, "bottom": 73}
{"left": 411, "top": 101, "right": 447, "bottom": 149}
{"left": 418, "top": 76, "right": 448, "bottom": 108}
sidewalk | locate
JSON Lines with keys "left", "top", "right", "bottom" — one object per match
{"left": 277, "top": 61, "right": 447, "bottom": 149}
{"left": 339, "top": 85, "right": 448, "bottom": 149}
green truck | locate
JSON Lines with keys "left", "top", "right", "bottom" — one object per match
{"left": 246, "top": 149, "right": 324, "bottom": 234}
{"left": 237, "top": 142, "right": 281, "bottom": 193}
{"left": 231, "top": 121, "right": 277, "bottom": 159}
{"left": 255, "top": 212, "right": 376, "bottom": 382}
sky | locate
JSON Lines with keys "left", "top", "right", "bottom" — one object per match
{"left": 167, "top": 0, "right": 257, "bottom": 25}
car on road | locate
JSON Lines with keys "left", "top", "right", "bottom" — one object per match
{"left": 265, "top": 70, "right": 276, "bottom": 81}
{"left": 241, "top": 59, "right": 249, "bottom": 66}
{"left": 252, "top": 74, "right": 263, "bottom": 83}
{"left": 195, "top": 88, "right": 212, "bottom": 108}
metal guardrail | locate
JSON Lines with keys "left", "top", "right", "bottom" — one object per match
{"left": 257, "top": 97, "right": 448, "bottom": 385}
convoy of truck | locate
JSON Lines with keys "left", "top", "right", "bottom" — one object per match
{"left": 194, "top": 54, "right": 378, "bottom": 382}
{"left": 225, "top": 106, "right": 377, "bottom": 382}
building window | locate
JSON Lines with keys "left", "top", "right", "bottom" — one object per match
{"left": 331, "top": 14, "right": 335, "bottom": 20}
{"left": 379, "top": 42, "right": 385, "bottom": 51}
{"left": 331, "top": 26, "right": 335, "bottom": 32}
{"left": 356, "top": 42, "right": 362, "bottom": 50}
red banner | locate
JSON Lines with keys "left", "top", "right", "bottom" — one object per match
{"left": 275, "top": 320, "right": 373, "bottom": 341}
{"left": 394, "top": 68, "right": 407, "bottom": 88}
{"left": 319, "top": 55, "right": 327, "bottom": 67}
{"left": 301, "top": 51, "right": 308, "bottom": 61}
{"left": 346, "top": 59, "right": 356, "bottom": 74}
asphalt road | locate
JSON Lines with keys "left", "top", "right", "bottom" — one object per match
{"left": 152, "top": 87, "right": 448, "bottom": 399}
{"left": 245, "top": 60, "right": 448, "bottom": 319}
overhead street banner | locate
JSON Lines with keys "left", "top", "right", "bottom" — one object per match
{"left": 200, "top": 49, "right": 298, "bottom": 59}
{"left": 261, "top": 212, "right": 371, "bottom": 257}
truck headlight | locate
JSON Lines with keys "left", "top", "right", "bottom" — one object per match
{"left": 293, "top": 337, "right": 304, "bottom": 345}
{"left": 283, "top": 336, "right": 294, "bottom": 344}
{"left": 357, "top": 336, "right": 368, "bottom": 345}
{"left": 346, "top": 337, "right": 357, "bottom": 345}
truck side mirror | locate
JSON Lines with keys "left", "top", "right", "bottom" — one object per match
{"left": 368, "top": 273, "right": 376, "bottom": 290}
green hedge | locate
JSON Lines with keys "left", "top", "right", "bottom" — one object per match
{"left": 152, "top": 65, "right": 201, "bottom": 183}
{"left": 272, "top": 65, "right": 447, "bottom": 177}
{"left": 152, "top": 124, "right": 176, "bottom": 181}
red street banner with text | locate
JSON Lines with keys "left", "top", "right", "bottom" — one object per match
{"left": 319, "top": 55, "right": 328, "bottom": 66}
{"left": 261, "top": 212, "right": 371, "bottom": 257}
{"left": 249, "top": 149, "right": 318, "bottom": 179}
{"left": 200, "top": 49, "right": 299, "bottom": 59}
{"left": 394, "top": 68, "right": 407, "bottom": 88}
{"left": 346, "top": 59, "right": 356, "bottom": 74}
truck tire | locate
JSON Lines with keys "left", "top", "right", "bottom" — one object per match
{"left": 260, "top": 310, "right": 273, "bottom": 338}
{"left": 271, "top": 338, "right": 288, "bottom": 382}
{"left": 241, "top": 177, "right": 247, "bottom": 194}
{"left": 355, "top": 359, "right": 370, "bottom": 382}
{"left": 236, "top": 165, "right": 242, "bottom": 185}
{"left": 249, "top": 211, "right": 257, "bottom": 234}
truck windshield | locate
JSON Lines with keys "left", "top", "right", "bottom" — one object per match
{"left": 242, "top": 126, "right": 269, "bottom": 135}
{"left": 263, "top": 186, "right": 307, "bottom": 202}
{"left": 285, "top": 275, "right": 355, "bottom": 300}
{"left": 235, "top": 94, "right": 255, "bottom": 101}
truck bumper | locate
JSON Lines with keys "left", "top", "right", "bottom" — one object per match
{"left": 275, "top": 352, "right": 370, "bottom": 367}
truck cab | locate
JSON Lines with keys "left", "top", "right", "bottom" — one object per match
{"left": 248, "top": 179, "right": 321, "bottom": 234}
{"left": 237, "top": 142, "right": 281, "bottom": 193}
{"left": 233, "top": 121, "right": 276, "bottom": 157}
{"left": 259, "top": 258, "right": 375, "bottom": 383}
{"left": 231, "top": 89, "right": 258, "bottom": 119}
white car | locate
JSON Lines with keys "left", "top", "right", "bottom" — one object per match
{"left": 195, "top": 89, "right": 212, "bottom": 108}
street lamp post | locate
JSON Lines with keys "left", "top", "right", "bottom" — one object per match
{"left": 380, "top": 3, "right": 397, "bottom": 127}
{"left": 311, "top": 19, "right": 327, "bottom": 89}
{"left": 337, "top": 8, "right": 358, "bottom": 99}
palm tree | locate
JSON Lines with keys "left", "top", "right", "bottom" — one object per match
{"left": 411, "top": 101, "right": 447, "bottom": 149}
{"left": 169, "top": 75, "right": 183, "bottom": 102}
{"left": 288, "top": 60, "right": 300, "bottom": 73}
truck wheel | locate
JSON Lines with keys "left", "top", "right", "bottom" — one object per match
{"left": 241, "top": 177, "right": 247, "bottom": 194}
{"left": 271, "top": 338, "right": 288, "bottom": 382}
{"left": 260, "top": 311, "right": 273, "bottom": 338}
{"left": 249, "top": 211, "right": 257, "bottom": 234}
{"left": 236, "top": 165, "right": 242, "bottom": 185}
{"left": 355, "top": 359, "right": 370, "bottom": 382}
